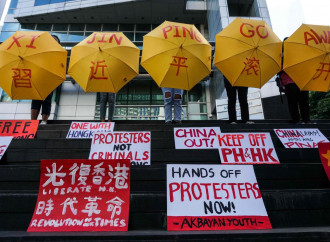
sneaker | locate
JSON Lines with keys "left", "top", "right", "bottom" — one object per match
{"left": 229, "top": 121, "right": 237, "bottom": 124}
{"left": 165, "top": 121, "right": 172, "bottom": 125}
{"left": 172, "top": 120, "right": 182, "bottom": 125}
{"left": 40, "top": 121, "right": 47, "bottom": 125}
{"left": 245, "top": 121, "right": 255, "bottom": 124}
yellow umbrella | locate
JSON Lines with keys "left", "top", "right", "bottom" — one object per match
{"left": 283, "top": 24, "right": 330, "bottom": 92}
{"left": 0, "top": 31, "right": 67, "bottom": 100}
{"left": 214, "top": 18, "right": 282, "bottom": 88}
{"left": 68, "top": 32, "right": 140, "bottom": 93}
{"left": 141, "top": 21, "right": 211, "bottom": 90}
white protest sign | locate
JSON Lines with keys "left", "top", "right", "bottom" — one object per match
{"left": 274, "top": 129, "right": 329, "bottom": 148}
{"left": 218, "top": 133, "right": 279, "bottom": 164}
{"left": 167, "top": 164, "right": 272, "bottom": 231}
{"left": 66, "top": 121, "right": 114, "bottom": 139}
{"left": 0, "top": 136, "right": 13, "bottom": 160}
{"left": 89, "top": 131, "right": 151, "bottom": 165}
{"left": 174, "top": 127, "right": 221, "bottom": 149}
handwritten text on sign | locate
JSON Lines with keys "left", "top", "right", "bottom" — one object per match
{"left": 0, "top": 136, "right": 13, "bottom": 160}
{"left": 218, "top": 133, "right": 279, "bottom": 164}
{"left": 28, "top": 159, "right": 130, "bottom": 232}
{"left": 274, "top": 129, "right": 328, "bottom": 148}
{"left": 89, "top": 132, "right": 151, "bottom": 165}
{"left": 0, "top": 120, "right": 39, "bottom": 139}
{"left": 66, "top": 122, "right": 114, "bottom": 139}
{"left": 167, "top": 164, "right": 272, "bottom": 231}
{"left": 174, "top": 127, "right": 221, "bottom": 149}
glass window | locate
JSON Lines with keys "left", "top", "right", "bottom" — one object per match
{"left": 119, "top": 24, "right": 134, "bottom": 31}
{"left": 34, "top": 0, "right": 50, "bottom": 6}
{"left": 67, "top": 32, "right": 84, "bottom": 42}
{"left": 123, "top": 32, "right": 134, "bottom": 41}
{"left": 69, "top": 24, "right": 85, "bottom": 31}
{"left": 53, "top": 24, "right": 68, "bottom": 31}
{"left": 0, "top": 32, "right": 15, "bottom": 42}
{"left": 103, "top": 24, "right": 118, "bottom": 31}
{"left": 50, "top": 0, "right": 67, "bottom": 3}
{"left": 2, "top": 23, "right": 19, "bottom": 31}
{"left": 86, "top": 24, "right": 101, "bottom": 31}
{"left": 36, "top": 24, "right": 52, "bottom": 31}
{"left": 51, "top": 32, "right": 67, "bottom": 42}
{"left": 135, "top": 33, "right": 147, "bottom": 41}
{"left": 20, "top": 23, "right": 35, "bottom": 31}
{"left": 136, "top": 24, "right": 151, "bottom": 31}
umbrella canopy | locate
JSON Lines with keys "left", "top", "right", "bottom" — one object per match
{"left": 141, "top": 20, "right": 211, "bottom": 90}
{"left": 283, "top": 24, "right": 330, "bottom": 92}
{"left": 0, "top": 31, "right": 67, "bottom": 100}
{"left": 68, "top": 32, "right": 140, "bottom": 93}
{"left": 214, "top": 18, "right": 282, "bottom": 88}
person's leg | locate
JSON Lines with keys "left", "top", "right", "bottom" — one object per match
{"left": 100, "top": 92, "right": 107, "bottom": 122}
{"left": 173, "top": 89, "right": 184, "bottom": 122}
{"left": 107, "top": 93, "right": 116, "bottom": 121}
{"left": 31, "top": 100, "right": 42, "bottom": 120}
{"left": 224, "top": 78, "right": 237, "bottom": 123}
{"left": 285, "top": 83, "right": 300, "bottom": 123}
{"left": 299, "top": 90, "right": 310, "bottom": 123}
{"left": 41, "top": 92, "right": 53, "bottom": 122}
{"left": 162, "top": 88, "right": 173, "bottom": 123}
{"left": 237, "top": 86, "right": 249, "bottom": 122}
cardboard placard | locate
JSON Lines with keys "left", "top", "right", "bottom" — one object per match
{"left": 174, "top": 127, "right": 221, "bottom": 149}
{"left": 167, "top": 164, "right": 272, "bottom": 231}
{"left": 0, "top": 120, "right": 38, "bottom": 139}
{"left": 217, "top": 133, "right": 279, "bottom": 164}
{"left": 89, "top": 131, "right": 151, "bottom": 165}
{"left": 66, "top": 122, "right": 115, "bottom": 139}
{"left": 0, "top": 136, "right": 13, "bottom": 160}
{"left": 28, "top": 159, "right": 130, "bottom": 232}
{"left": 274, "top": 129, "right": 328, "bottom": 148}
{"left": 318, "top": 142, "right": 330, "bottom": 182}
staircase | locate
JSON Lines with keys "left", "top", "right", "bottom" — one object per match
{"left": 0, "top": 120, "right": 330, "bottom": 241}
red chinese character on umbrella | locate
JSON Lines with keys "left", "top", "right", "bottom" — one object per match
{"left": 313, "top": 62, "right": 330, "bottom": 81}
{"left": 90, "top": 60, "right": 108, "bottom": 80}
{"left": 12, "top": 68, "right": 32, "bottom": 88}
{"left": 243, "top": 57, "right": 260, "bottom": 75}
{"left": 170, "top": 56, "right": 188, "bottom": 76}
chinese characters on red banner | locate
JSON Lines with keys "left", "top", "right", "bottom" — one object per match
{"left": 28, "top": 159, "right": 130, "bottom": 232}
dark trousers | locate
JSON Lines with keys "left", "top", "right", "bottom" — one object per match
{"left": 285, "top": 83, "right": 310, "bottom": 123}
{"left": 31, "top": 92, "right": 53, "bottom": 115}
{"left": 224, "top": 78, "right": 249, "bottom": 122}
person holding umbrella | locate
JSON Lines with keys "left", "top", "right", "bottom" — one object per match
{"left": 162, "top": 88, "right": 184, "bottom": 124}
{"left": 31, "top": 35, "right": 61, "bottom": 124}
{"left": 99, "top": 92, "right": 116, "bottom": 122}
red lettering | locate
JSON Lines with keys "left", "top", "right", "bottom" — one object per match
{"left": 182, "top": 26, "right": 193, "bottom": 39}
{"left": 240, "top": 23, "right": 255, "bottom": 38}
{"left": 221, "top": 148, "right": 232, "bottom": 162}
{"left": 191, "top": 183, "right": 202, "bottom": 200}
{"left": 181, "top": 182, "right": 192, "bottom": 202}
{"left": 87, "top": 33, "right": 96, "bottom": 44}
{"left": 109, "top": 34, "right": 122, "bottom": 45}
{"left": 25, "top": 35, "right": 39, "bottom": 49}
{"left": 169, "top": 183, "right": 180, "bottom": 202}
{"left": 304, "top": 31, "right": 319, "bottom": 45}
{"left": 256, "top": 25, "right": 268, "bottom": 39}
{"left": 310, "top": 29, "right": 329, "bottom": 44}
{"left": 98, "top": 33, "right": 107, "bottom": 43}
{"left": 162, "top": 25, "right": 173, "bottom": 39}
{"left": 213, "top": 183, "right": 222, "bottom": 199}
{"left": 262, "top": 148, "right": 278, "bottom": 162}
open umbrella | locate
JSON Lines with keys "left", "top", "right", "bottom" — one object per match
{"left": 0, "top": 31, "right": 67, "bottom": 100}
{"left": 214, "top": 18, "right": 282, "bottom": 88}
{"left": 283, "top": 24, "right": 330, "bottom": 92}
{"left": 68, "top": 32, "right": 140, "bottom": 93}
{"left": 141, "top": 20, "right": 211, "bottom": 90}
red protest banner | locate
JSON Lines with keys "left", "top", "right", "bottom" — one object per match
{"left": 318, "top": 143, "right": 330, "bottom": 182}
{"left": 0, "top": 120, "right": 39, "bottom": 139}
{"left": 28, "top": 159, "right": 130, "bottom": 232}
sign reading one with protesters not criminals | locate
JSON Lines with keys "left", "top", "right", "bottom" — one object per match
{"left": 89, "top": 131, "right": 151, "bottom": 165}
{"left": 217, "top": 133, "right": 279, "bottom": 164}
{"left": 28, "top": 159, "right": 131, "bottom": 232}
{"left": 274, "top": 129, "right": 328, "bottom": 148}
{"left": 0, "top": 120, "right": 39, "bottom": 139}
{"left": 167, "top": 164, "right": 272, "bottom": 231}
{"left": 66, "top": 122, "right": 115, "bottom": 139}
{"left": 174, "top": 127, "right": 221, "bottom": 149}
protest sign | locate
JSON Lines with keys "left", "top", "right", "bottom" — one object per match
{"left": 318, "top": 143, "right": 330, "bottom": 182}
{"left": 167, "top": 164, "right": 271, "bottom": 231}
{"left": 28, "top": 159, "right": 130, "bottom": 232}
{"left": 174, "top": 127, "right": 221, "bottom": 149}
{"left": 89, "top": 131, "right": 151, "bottom": 165}
{"left": 66, "top": 122, "right": 114, "bottom": 139}
{"left": 0, "top": 136, "right": 13, "bottom": 160}
{"left": 0, "top": 120, "right": 38, "bottom": 139}
{"left": 274, "top": 129, "right": 328, "bottom": 148}
{"left": 218, "top": 133, "right": 279, "bottom": 164}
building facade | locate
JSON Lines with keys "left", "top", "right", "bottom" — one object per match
{"left": 0, "top": 0, "right": 284, "bottom": 121}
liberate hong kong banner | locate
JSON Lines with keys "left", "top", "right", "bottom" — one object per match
{"left": 167, "top": 164, "right": 272, "bottom": 231}
{"left": 0, "top": 120, "right": 39, "bottom": 139}
{"left": 218, "top": 133, "right": 279, "bottom": 164}
{"left": 174, "top": 127, "right": 221, "bottom": 149}
{"left": 318, "top": 143, "right": 330, "bottom": 182}
{"left": 28, "top": 159, "right": 130, "bottom": 232}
